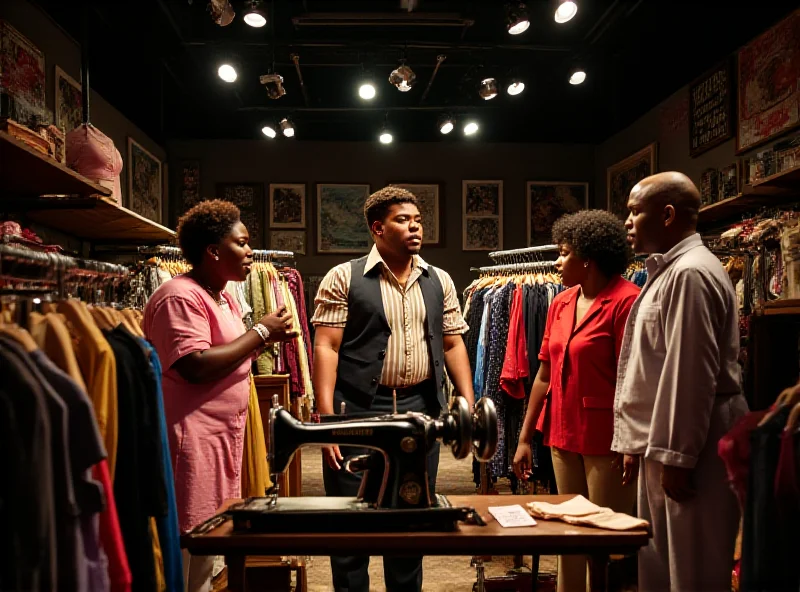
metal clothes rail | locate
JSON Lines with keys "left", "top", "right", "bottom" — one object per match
{"left": 488, "top": 244, "right": 558, "bottom": 263}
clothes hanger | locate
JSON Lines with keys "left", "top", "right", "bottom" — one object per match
{"left": 759, "top": 383, "right": 800, "bottom": 427}
{"left": 786, "top": 402, "right": 800, "bottom": 433}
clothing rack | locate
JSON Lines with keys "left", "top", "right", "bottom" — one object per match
{"left": 138, "top": 245, "right": 182, "bottom": 257}
{"left": 470, "top": 260, "right": 557, "bottom": 274}
{"left": 488, "top": 244, "right": 558, "bottom": 264}
{"left": 252, "top": 249, "right": 295, "bottom": 261}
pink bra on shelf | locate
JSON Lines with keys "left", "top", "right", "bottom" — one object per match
{"left": 66, "top": 124, "right": 123, "bottom": 204}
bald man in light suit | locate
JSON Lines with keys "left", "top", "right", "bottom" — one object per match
{"left": 612, "top": 172, "right": 748, "bottom": 591}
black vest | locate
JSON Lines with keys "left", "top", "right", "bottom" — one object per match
{"left": 334, "top": 256, "right": 447, "bottom": 410}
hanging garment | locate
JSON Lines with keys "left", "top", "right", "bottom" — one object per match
{"left": 241, "top": 376, "right": 272, "bottom": 497}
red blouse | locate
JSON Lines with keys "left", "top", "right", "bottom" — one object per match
{"left": 536, "top": 275, "right": 639, "bottom": 455}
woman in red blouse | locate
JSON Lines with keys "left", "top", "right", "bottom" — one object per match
{"left": 513, "top": 210, "right": 639, "bottom": 592}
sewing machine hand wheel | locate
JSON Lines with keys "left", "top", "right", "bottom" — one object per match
{"left": 446, "top": 396, "right": 472, "bottom": 460}
{"left": 472, "top": 398, "right": 498, "bottom": 462}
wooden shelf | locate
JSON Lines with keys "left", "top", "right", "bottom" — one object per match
{"left": 0, "top": 130, "right": 175, "bottom": 244}
{"left": 752, "top": 164, "right": 800, "bottom": 190}
{"left": 761, "top": 299, "right": 800, "bottom": 316}
{"left": 698, "top": 181, "right": 798, "bottom": 225}
{"left": 0, "top": 130, "right": 111, "bottom": 197}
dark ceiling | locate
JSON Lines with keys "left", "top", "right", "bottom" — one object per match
{"left": 33, "top": 0, "right": 798, "bottom": 144}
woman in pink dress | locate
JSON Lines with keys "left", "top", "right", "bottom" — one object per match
{"left": 143, "top": 200, "right": 295, "bottom": 591}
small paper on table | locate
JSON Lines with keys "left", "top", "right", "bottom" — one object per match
{"left": 488, "top": 504, "right": 537, "bottom": 528}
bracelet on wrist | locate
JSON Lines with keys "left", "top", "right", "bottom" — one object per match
{"left": 252, "top": 323, "right": 270, "bottom": 344}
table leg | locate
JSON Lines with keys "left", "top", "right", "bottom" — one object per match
{"left": 531, "top": 555, "right": 540, "bottom": 592}
{"left": 588, "top": 555, "right": 609, "bottom": 592}
{"left": 225, "top": 555, "right": 247, "bottom": 592}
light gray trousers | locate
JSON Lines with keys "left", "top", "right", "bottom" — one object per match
{"left": 637, "top": 395, "right": 747, "bottom": 592}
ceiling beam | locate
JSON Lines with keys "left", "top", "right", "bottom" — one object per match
{"left": 291, "top": 12, "right": 474, "bottom": 28}
{"left": 182, "top": 40, "right": 571, "bottom": 53}
{"left": 238, "top": 105, "right": 509, "bottom": 113}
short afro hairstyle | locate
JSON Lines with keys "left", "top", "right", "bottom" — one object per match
{"left": 364, "top": 186, "right": 418, "bottom": 228}
{"left": 176, "top": 199, "right": 241, "bottom": 267}
{"left": 552, "top": 210, "right": 632, "bottom": 277}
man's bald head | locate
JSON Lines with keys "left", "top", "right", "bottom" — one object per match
{"left": 625, "top": 172, "right": 702, "bottom": 255}
{"left": 630, "top": 172, "right": 701, "bottom": 228}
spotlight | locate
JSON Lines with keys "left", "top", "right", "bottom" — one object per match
{"left": 243, "top": 0, "right": 267, "bottom": 27}
{"left": 260, "top": 73, "right": 286, "bottom": 99}
{"left": 389, "top": 64, "right": 416, "bottom": 92}
{"left": 506, "top": 2, "right": 530, "bottom": 35}
{"left": 507, "top": 79, "right": 525, "bottom": 95}
{"left": 280, "top": 118, "right": 295, "bottom": 138}
{"left": 218, "top": 63, "right": 237, "bottom": 83}
{"left": 359, "top": 82, "right": 377, "bottom": 100}
{"left": 569, "top": 69, "right": 586, "bottom": 85}
{"left": 379, "top": 131, "right": 393, "bottom": 144}
{"left": 464, "top": 121, "right": 479, "bottom": 136}
{"left": 261, "top": 125, "right": 277, "bottom": 139}
{"left": 478, "top": 78, "right": 498, "bottom": 100}
{"left": 555, "top": 0, "right": 578, "bottom": 23}
{"left": 438, "top": 114, "right": 455, "bottom": 135}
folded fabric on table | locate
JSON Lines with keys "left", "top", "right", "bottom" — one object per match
{"left": 526, "top": 495, "right": 649, "bottom": 531}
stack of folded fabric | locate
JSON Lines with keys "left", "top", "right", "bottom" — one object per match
{"left": 526, "top": 495, "right": 650, "bottom": 531}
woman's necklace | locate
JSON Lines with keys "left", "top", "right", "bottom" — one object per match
{"left": 190, "top": 273, "right": 226, "bottom": 306}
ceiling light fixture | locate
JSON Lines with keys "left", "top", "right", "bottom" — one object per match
{"left": 478, "top": 78, "right": 499, "bottom": 100}
{"left": 218, "top": 63, "right": 237, "bottom": 83}
{"left": 438, "top": 114, "right": 455, "bottom": 135}
{"left": 243, "top": 0, "right": 267, "bottom": 27}
{"left": 379, "top": 130, "right": 393, "bottom": 144}
{"left": 464, "top": 121, "right": 479, "bottom": 136}
{"left": 569, "top": 69, "right": 587, "bottom": 85}
{"left": 506, "top": 2, "right": 530, "bottom": 35}
{"left": 359, "top": 82, "right": 377, "bottom": 100}
{"left": 260, "top": 73, "right": 286, "bottom": 99}
{"left": 280, "top": 118, "right": 295, "bottom": 138}
{"left": 507, "top": 79, "right": 525, "bottom": 95}
{"left": 389, "top": 63, "right": 417, "bottom": 92}
{"left": 261, "top": 124, "right": 277, "bottom": 139}
{"left": 555, "top": 0, "right": 578, "bottom": 23}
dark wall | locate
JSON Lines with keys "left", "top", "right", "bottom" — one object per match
{"left": 0, "top": 0, "right": 167, "bottom": 221}
{"left": 167, "top": 139, "right": 595, "bottom": 291}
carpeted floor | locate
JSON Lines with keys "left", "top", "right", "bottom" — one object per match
{"left": 300, "top": 446, "right": 557, "bottom": 591}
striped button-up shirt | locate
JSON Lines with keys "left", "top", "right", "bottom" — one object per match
{"left": 611, "top": 234, "right": 742, "bottom": 468}
{"left": 311, "top": 246, "right": 468, "bottom": 388}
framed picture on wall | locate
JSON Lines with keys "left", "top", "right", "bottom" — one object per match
{"left": 736, "top": 9, "right": 800, "bottom": 153}
{"left": 269, "top": 183, "right": 306, "bottom": 228}
{"left": 54, "top": 66, "right": 82, "bottom": 134}
{"left": 388, "top": 183, "right": 442, "bottom": 245}
{"left": 179, "top": 160, "right": 201, "bottom": 215}
{"left": 270, "top": 230, "right": 306, "bottom": 255}
{"left": 606, "top": 143, "right": 657, "bottom": 220}
{"left": 127, "top": 137, "right": 162, "bottom": 224}
{"left": 462, "top": 180, "right": 503, "bottom": 251}
{"left": 216, "top": 182, "right": 265, "bottom": 248}
{"left": 527, "top": 181, "right": 588, "bottom": 246}
{"left": 0, "top": 22, "right": 45, "bottom": 122}
{"left": 689, "top": 58, "right": 735, "bottom": 158}
{"left": 316, "top": 183, "right": 372, "bottom": 253}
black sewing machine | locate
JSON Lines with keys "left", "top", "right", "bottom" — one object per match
{"left": 227, "top": 395, "right": 498, "bottom": 533}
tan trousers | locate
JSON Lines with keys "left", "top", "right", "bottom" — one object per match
{"left": 182, "top": 549, "right": 213, "bottom": 592}
{"left": 550, "top": 447, "right": 636, "bottom": 592}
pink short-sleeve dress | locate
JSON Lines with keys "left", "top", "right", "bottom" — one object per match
{"left": 143, "top": 275, "right": 252, "bottom": 533}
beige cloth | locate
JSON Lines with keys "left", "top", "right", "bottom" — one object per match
{"left": 526, "top": 495, "right": 649, "bottom": 531}
{"left": 311, "top": 245, "right": 467, "bottom": 387}
{"left": 550, "top": 448, "right": 637, "bottom": 592}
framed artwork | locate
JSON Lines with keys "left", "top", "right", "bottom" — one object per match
{"left": 179, "top": 160, "right": 201, "bottom": 214}
{"left": 737, "top": 9, "right": 800, "bottom": 153}
{"left": 127, "top": 137, "right": 162, "bottom": 224}
{"left": 216, "top": 183, "right": 264, "bottom": 248}
{"left": 0, "top": 21, "right": 45, "bottom": 123}
{"left": 526, "top": 182, "right": 588, "bottom": 246}
{"left": 270, "top": 230, "right": 305, "bottom": 254}
{"left": 305, "top": 274, "right": 325, "bottom": 309}
{"left": 606, "top": 144, "right": 657, "bottom": 220}
{"left": 689, "top": 59, "right": 734, "bottom": 157}
{"left": 719, "top": 162, "right": 740, "bottom": 201}
{"left": 388, "top": 183, "right": 442, "bottom": 245}
{"left": 462, "top": 180, "right": 503, "bottom": 251}
{"left": 316, "top": 184, "right": 371, "bottom": 253}
{"left": 54, "top": 66, "right": 82, "bottom": 134}
{"left": 699, "top": 168, "right": 719, "bottom": 207}
{"left": 269, "top": 183, "right": 306, "bottom": 228}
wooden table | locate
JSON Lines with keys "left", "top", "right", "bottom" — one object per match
{"left": 182, "top": 495, "right": 650, "bottom": 592}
